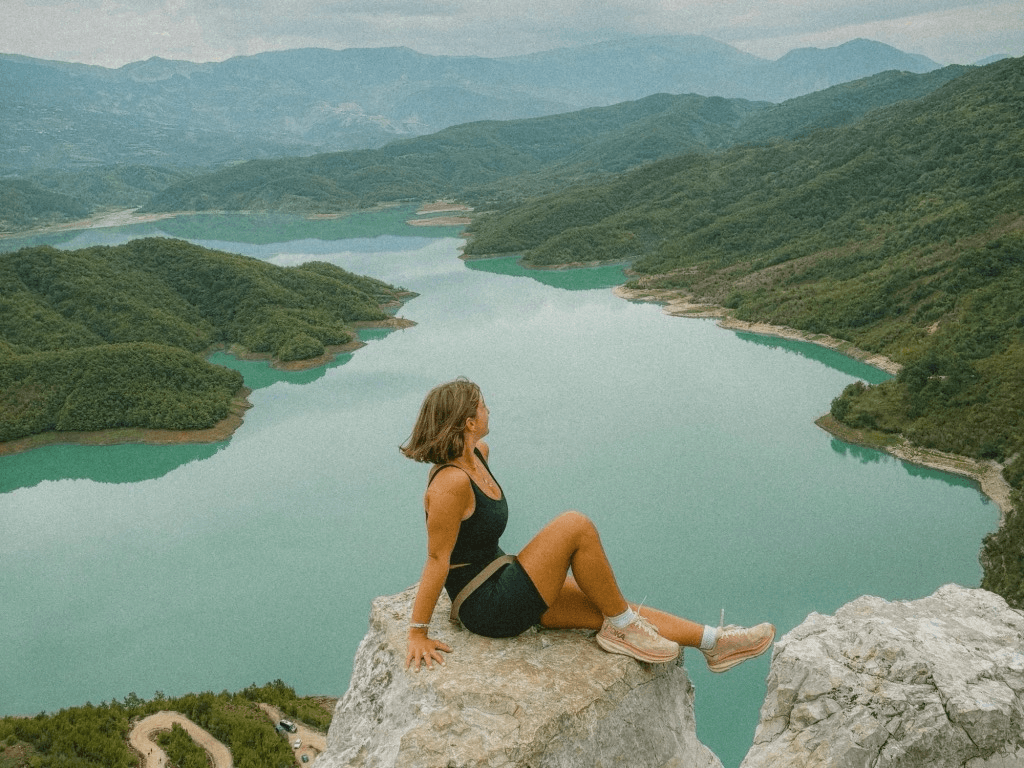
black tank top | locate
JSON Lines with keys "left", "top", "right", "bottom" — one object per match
{"left": 428, "top": 449, "right": 509, "bottom": 599}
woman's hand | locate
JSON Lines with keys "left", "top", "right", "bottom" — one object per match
{"left": 406, "top": 631, "right": 453, "bottom": 672}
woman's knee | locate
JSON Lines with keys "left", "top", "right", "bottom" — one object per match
{"left": 555, "top": 510, "right": 598, "bottom": 540}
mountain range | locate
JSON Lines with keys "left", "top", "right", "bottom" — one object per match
{"left": 1, "top": 36, "right": 944, "bottom": 174}
{"left": 140, "top": 65, "right": 970, "bottom": 215}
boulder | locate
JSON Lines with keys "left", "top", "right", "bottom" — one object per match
{"left": 316, "top": 585, "right": 722, "bottom": 768}
{"left": 741, "top": 584, "right": 1024, "bottom": 768}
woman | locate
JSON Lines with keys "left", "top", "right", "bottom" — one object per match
{"left": 400, "top": 378, "right": 774, "bottom": 672}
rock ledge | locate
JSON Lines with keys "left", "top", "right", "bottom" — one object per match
{"left": 742, "top": 584, "right": 1024, "bottom": 768}
{"left": 316, "top": 586, "right": 722, "bottom": 768}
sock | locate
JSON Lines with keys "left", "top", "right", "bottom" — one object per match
{"left": 608, "top": 607, "right": 639, "bottom": 629}
{"left": 699, "top": 624, "right": 719, "bottom": 651}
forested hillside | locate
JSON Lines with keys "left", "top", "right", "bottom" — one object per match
{"left": 0, "top": 681, "right": 331, "bottom": 768}
{"left": 0, "top": 179, "right": 89, "bottom": 232}
{"left": 464, "top": 56, "right": 1024, "bottom": 606}
{"left": 0, "top": 238, "right": 410, "bottom": 443}
{"left": 143, "top": 66, "right": 967, "bottom": 215}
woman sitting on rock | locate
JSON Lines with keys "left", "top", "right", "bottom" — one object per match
{"left": 401, "top": 377, "right": 775, "bottom": 672}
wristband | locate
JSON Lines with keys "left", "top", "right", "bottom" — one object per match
{"left": 409, "top": 622, "right": 430, "bottom": 629}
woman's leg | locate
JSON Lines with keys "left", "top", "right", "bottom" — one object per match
{"left": 518, "top": 511, "right": 775, "bottom": 669}
{"left": 540, "top": 577, "right": 705, "bottom": 647}
{"left": 516, "top": 510, "right": 704, "bottom": 646}
{"left": 516, "top": 510, "right": 630, "bottom": 618}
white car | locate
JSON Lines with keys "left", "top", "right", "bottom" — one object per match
{"left": 293, "top": 739, "right": 302, "bottom": 749}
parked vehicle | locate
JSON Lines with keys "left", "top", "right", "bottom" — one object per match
{"left": 280, "top": 719, "right": 297, "bottom": 733}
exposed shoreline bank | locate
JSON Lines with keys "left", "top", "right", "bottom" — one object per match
{"left": 0, "top": 208, "right": 182, "bottom": 240}
{"left": 0, "top": 316, "right": 416, "bottom": 457}
{"left": 614, "top": 284, "right": 1013, "bottom": 520}
{"left": 0, "top": 388, "right": 253, "bottom": 458}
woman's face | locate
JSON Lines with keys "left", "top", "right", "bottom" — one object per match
{"left": 468, "top": 396, "right": 489, "bottom": 439}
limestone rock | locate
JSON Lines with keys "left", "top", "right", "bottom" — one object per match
{"left": 741, "top": 584, "right": 1024, "bottom": 768}
{"left": 316, "top": 586, "right": 722, "bottom": 768}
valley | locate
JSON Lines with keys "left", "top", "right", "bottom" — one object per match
{"left": 1, "top": 36, "right": 1021, "bottom": 768}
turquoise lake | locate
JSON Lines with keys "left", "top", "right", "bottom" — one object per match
{"left": 0, "top": 208, "right": 999, "bottom": 767}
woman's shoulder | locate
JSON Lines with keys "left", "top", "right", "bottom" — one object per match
{"left": 427, "top": 463, "right": 472, "bottom": 493}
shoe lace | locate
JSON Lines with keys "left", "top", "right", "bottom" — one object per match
{"left": 618, "top": 601, "right": 669, "bottom": 640}
{"left": 628, "top": 600, "right": 660, "bottom": 638}
{"left": 713, "top": 609, "right": 742, "bottom": 647}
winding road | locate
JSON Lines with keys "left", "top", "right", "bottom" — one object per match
{"left": 128, "top": 705, "right": 328, "bottom": 768}
{"left": 128, "top": 711, "right": 233, "bottom": 768}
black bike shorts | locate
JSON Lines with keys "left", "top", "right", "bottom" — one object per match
{"left": 458, "top": 559, "right": 549, "bottom": 638}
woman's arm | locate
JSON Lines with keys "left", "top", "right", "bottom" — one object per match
{"left": 406, "top": 468, "right": 473, "bottom": 671}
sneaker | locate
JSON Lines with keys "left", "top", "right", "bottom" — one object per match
{"left": 596, "top": 615, "right": 680, "bottom": 663}
{"left": 701, "top": 622, "right": 776, "bottom": 673}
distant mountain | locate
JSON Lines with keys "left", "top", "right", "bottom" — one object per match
{"left": 142, "top": 65, "right": 968, "bottom": 215}
{"left": 759, "top": 38, "right": 938, "bottom": 99}
{"left": 0, "top": 37, "right": 940, "bottom": 174}
{"left": 976, "top": 54, "right": 1013, "bottom": 66}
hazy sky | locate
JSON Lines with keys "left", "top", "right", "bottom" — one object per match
{"left": 3, "top": 0, "right": 1021, "bottom": 68}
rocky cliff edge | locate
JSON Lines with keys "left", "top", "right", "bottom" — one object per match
{"left": 742, "top": 584, "right": 1024, "bottom": 767}
{"left": 315, "top": 585, "right": 722, "bottom": 768}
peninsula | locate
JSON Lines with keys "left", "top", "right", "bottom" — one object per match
{"left": 0, "top": 237, "right": 414, "bottom": 454}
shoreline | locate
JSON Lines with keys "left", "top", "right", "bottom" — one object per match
{"left": 1, "top": 209, "right": 419, "bottom": 457}
{"left": 408, "top": 202, "right": 474, "bottom": 227}
{"left": 0, "top": 200, "right": 446, "bottom": 241}
{"left": 613, "top": 284, "right": 1012, "bottom": 519}
{"left": 208, "top": 316, "right": 416, "bottom": 372}
{"left": 0, "top": 317, "right": 416, "bottom": 457}
{"left": 0, "top": 388, "right": 253, "bottom": 458}
{"left": 0, "top": 208, "right": 182, "bottom": 240}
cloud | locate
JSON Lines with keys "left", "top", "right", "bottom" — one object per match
{"left": 0, "top": 0, "right": 1019, "bottom": 67}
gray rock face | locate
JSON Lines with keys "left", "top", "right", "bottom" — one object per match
{"left": 741, "top": 584, "right": 1024, "bottom": 768}
{"left": 316, "top": 586, "right": 722, "bottom": 768}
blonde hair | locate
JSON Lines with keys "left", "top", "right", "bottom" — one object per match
{"left": 400, "top": 377, "right": 482, "bottom": 464}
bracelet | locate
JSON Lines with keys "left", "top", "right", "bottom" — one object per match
{"left": 409, "top": 622, "right": 430, "bottom": 629}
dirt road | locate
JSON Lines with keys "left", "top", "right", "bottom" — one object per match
{"left": 128, "top": 711, "right": 233, "bottom": 768}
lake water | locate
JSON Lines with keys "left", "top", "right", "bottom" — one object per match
{"left": 0, "top": 208, "right": 998, "bottom": 767}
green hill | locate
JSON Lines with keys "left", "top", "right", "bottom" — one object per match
{"left": 0, "top": 238, "right": 410, "bottom": 443}
{"left": 464, "top": 56, "right": 1024, "bottom": 607}
{"left": 0, "top": 179, "right": 89, "bottom": 232}
{"left": 142, "top": 66, "right": 968, "bottom": 215}
{"left": 0, "top": 681, "right": 332, "bottom": 768}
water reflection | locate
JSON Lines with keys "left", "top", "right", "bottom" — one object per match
{"left": 902, "top": 460, "right": 983, "bottom": 492}
{"left": 205, "top": 324, "right": 404, "bottom": 391}
{"left": 830, "top": 437, "right": 984, "bottom": 498}
{"left": 732, "top": 331, "right": 892, "bottom": 385}
{"left": 206, "top": 351, "right": 352, "bottom": 390}
{"left": 465, "top": 255, "right": 628, "bottom": 291}
{"left": 156, "top": 209, "right": 461, "bottom": 244}
{"left": 0, "top": 442, "right": 225, "bottom": 494}
{"left": 830, "top": 437, "right": 888, "bottom": 465}
{"left": 0, "top": 206, "right": 462, "bottom": 254}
